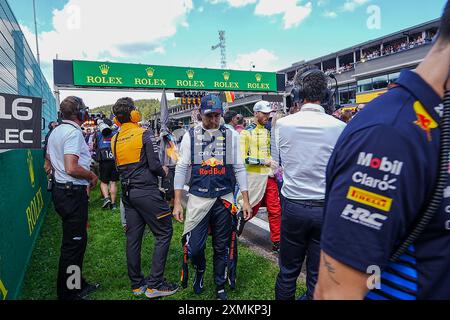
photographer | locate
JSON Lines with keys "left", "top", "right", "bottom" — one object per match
{"left": 94, "top": 118, "right": 119, "bottom": 210}
{"left": 45, "top": 96, "right": 99, "bottom": 300}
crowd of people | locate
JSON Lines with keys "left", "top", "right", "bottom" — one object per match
{"left": 42, "top": 1, "right": 450, "bottom": 302}
{"left": 364, "top": 34, "right": 433, "bottom": 62}
{"left": 290, "top": 34, "right": 435, "bottom": 82}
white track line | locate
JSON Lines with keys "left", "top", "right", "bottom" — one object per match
{"left": 247, "top": 216, "right": 270, "bottom": 232}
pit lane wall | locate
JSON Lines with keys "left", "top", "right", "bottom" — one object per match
{"left": 0, "top": 0, "right": 57, "bottom": 300}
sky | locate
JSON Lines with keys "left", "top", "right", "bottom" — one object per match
{"left": 8, "top": 0, "right": 447, "bottom": 108}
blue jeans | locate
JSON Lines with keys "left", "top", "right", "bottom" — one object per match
{"left": 275, "top": 198, "right": 323, "bottom": 300}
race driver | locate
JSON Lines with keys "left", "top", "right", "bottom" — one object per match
{"left": 172, "top": 94, "right": 252, "bottom": 301}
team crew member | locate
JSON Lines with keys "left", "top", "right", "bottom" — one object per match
{"left": 172, "top": 94, "right": 252, "bottom": 301}
{"left": 240, "top": 101, "right": 282, "bottom": 253}
{"left": 94, "top": 118, "right": 119, "bottom": 210}
{"left": 315, "top": 2, "right": 450, "bottom": 300}
{"left": 45, "top": 96, "right": 99, "bottom": 300}
{"left": 274, "top": 69, "right": 346, "bottom": 300}
{"left": 111, "top": 97, "right": 178, "bottom": 299}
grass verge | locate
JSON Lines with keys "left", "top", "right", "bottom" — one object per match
{"left": 20, "top": 186, "right": 305, "bottom": 300}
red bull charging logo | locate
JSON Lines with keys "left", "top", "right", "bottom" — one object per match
{"left": 199, "top": 157, "right": 226, "bottom": 175}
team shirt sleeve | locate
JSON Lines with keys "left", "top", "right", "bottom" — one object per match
{"left": 321, "top": 124, "right": 429, "bottom": 273}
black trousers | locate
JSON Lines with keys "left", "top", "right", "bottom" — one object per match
{"left": 275, "top": 198, "right": 323, "bottom": 300}
{"left": 52, "top": 187, "right": 89, "bottom": 300}
{"left": 122, "top": 187, "right": 173, "bottom": 290}
{"left": 185, "top": 199, "right": 232, "bottom": 289}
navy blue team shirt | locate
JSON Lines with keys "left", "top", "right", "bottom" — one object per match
{"left": 321, "top": 69, "right": 450, "bottom": 300}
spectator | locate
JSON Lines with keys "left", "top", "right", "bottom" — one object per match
{"left": 224, "top": 110, "right": 245, "bottom": 133}
{"left": 340, "top": 110, "right": 353, "bottom": 123}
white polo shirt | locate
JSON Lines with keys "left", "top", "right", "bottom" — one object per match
{"left": 275, "top": 104, "right": 346, "bottom": 200}
{"left": 47, "top": 120, "right": 91, "bottom": 186}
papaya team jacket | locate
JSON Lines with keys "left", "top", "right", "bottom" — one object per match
{"left": 111, "top": 123, "right": 165, "bottom": 188}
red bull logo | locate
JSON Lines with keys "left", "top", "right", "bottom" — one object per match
{"left": 413, "top": 101, "right": 438, "bottom": 142}
{"left": 199, "top": 157, "right": 226, "bottom": 175}
{"left": 201, "top": 157, "right": 224, "bottom": 168}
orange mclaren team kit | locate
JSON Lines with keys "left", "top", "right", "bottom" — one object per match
{"left": 111, "top": 123, "right": 173, "bottom": 291}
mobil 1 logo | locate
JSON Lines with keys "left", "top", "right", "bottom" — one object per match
{"left": 0, "top": 93, "right": 42, "bottom": 149}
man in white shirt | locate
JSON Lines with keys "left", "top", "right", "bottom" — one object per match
{"left": 45, "top": 96, "right": 99, "bottom": 300}
{"left": 172, "top": 94, "right": 252, "bottom": 300}
{"left": 274, "top": 68, "right": 346, "bottom": 300}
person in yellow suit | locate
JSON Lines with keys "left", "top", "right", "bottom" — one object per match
{"left": 240, "top": 101, "right": 282, "bottom": 253}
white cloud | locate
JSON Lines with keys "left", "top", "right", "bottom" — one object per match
{"left": 28, "top": 0, "right": 193, "bottom": 66}
{"left": 323, "top": 10, "right": 338, "bottom": 18}
{"left": 18, "top": 0, "right": 192, "bottom": 108}
{"left": 230, "top": 48, "right": 279, "bottom": 72}
{"left": 255, "top": 0, "right": 313, "bottom": 29}
{"left": 207, "top": 0, "right": 258, "bottom": 7}
{"left": 208, "top": 0, "right": 312, "bottom": 29}
{"left": 152, "top": 46, "right": 166, "bottom": 54}
{"left": 342, "top": 0, "right": 370, "bottom": 12}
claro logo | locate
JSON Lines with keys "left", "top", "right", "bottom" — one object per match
{"left": 357, "top": 152, "right": 403, "bottom": 176}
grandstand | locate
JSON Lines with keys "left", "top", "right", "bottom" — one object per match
{"left": 280, "top": 18, "right": 439, "bottom": 107}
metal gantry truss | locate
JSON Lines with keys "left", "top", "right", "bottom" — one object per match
{"left": 212, "top": 30, "right": 227, "bottom": 69}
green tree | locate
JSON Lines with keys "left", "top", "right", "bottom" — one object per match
{"left": 91, "top": 98, "right": 179, "bottom": 121}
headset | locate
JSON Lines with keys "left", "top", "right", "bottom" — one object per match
{"left": 112, "top": 99, "right": 141, "bottom": 126}
{"left": 290, "top": 68, "right": 338, "bottom": 115}
{"left": 60, "top": 96, "right": 89, "bottom": 122}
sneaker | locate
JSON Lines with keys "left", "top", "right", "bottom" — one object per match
{"left": 132, "top": 285, "right": 147, "bottom": 296}
{"left": 216, "top": 288, "right": 228, "bottom": 301}
{"left": 102, "top": 197, "right": 112, "bottom": 209}
{"left": 145, "top": 281, "right": 179, "bottom": 299}
{"left": 78, "top": 282, "right": 100, "bottom": 299}
{"left": 193, "top": 269, "right": 205, "bottom": 295}
{"left": 272, "top": 242, "right": 280, "bottom": 254}
{"left": 111, "top": 203, "right": 118, "bottom": 211}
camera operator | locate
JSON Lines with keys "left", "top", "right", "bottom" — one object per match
{"left": 45, "top": 96, "right": 99, "bottom": 300}
{"left": 94, "top": 118, "right": 119, "bottom": 210}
